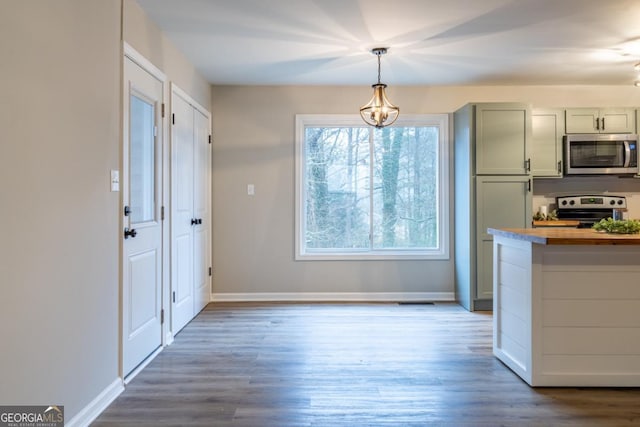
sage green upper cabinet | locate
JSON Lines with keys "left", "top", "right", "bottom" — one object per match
{"left": 475, "top": 103, "right": 531, "bottom": 175}
{"left": 531, "top": 109, "right": 563, "bottom": 178}
{"left": 565, "top": 108, "right": 635, "bottom": 134}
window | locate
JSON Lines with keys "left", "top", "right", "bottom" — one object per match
{"left": 295, "top": 114, "right": 449, "bottom": 260}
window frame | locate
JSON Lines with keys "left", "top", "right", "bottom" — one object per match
{"left": 295, "top": 114, "right": 450, "bottom": 261}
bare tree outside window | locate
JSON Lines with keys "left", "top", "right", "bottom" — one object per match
{"left": 296, "top": 115, "right": 449, "bottom": 260}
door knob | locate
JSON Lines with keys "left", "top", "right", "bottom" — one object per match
{"left": 191, "top": 218, "right": 197, "bottom": 225}
{"left": 124, "top": 227, "right": 137, "bottom": 239}
{"left": 197, "top": 218, "right": 202, "bottom": 225}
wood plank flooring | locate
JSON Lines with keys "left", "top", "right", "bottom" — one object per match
{"left": 93, "top": 302, "right": 640, "bottom": 426}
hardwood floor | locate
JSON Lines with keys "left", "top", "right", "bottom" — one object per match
{"left": 93, "top": 302, "right": 640, "bottom": 426}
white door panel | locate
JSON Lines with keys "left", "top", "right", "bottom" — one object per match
{"left": 171, "top": 92, "right": 195, "bottom": 333}
{"left": 123, "top": 56, "right": 163, "bottom": 377}
{"left": 173, "top": 234, "right": 193, "bottom": 331}
{"left": 171, "top": 88, "right": 211, "bottom": 333}
{"left": 193, "top": 109, "right": 210, "bottom": 314}
{"left": 194, "top": 226, "right": 209, "bottom": 313}
{"left": 128, "top": 249, "right": 158, "bottom": 335}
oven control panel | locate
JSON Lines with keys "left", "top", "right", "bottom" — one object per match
{"left": 556, "top": 195, "right": 626, "bottom": 209}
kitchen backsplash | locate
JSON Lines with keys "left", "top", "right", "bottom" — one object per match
{"left": 533, "top": 176, "right": 640, "bottom": 219}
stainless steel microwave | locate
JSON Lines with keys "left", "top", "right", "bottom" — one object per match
{"left": 564, "top": 133, "right": 638, "bottom": 175}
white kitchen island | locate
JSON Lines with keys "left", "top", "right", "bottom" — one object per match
{"left": 488, "top": 227, "right": 640, "bottom": 387}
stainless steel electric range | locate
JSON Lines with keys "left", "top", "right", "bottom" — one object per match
{"left": 556, "top": 195, "right": 626, "bottom": 228}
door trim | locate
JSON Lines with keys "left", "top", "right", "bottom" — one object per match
{"left": 121, "top": 42, "right": 169, "bottom": 380}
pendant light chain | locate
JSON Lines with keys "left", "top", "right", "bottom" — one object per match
{"left": 377, "top": 51, "right": 382, "bottom": 84}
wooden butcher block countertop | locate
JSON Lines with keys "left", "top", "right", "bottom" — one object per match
{"left": 532, "top": 220, "right": 580, "bottom": 227}
{"left": 488, "top": 227, "right": 640, "bottom": 245}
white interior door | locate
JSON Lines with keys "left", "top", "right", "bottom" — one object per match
{"left": 171, "top": 92, "right": 195, "bottom": 333}
{"left": 193, "top": 108, "right": 211, "bottom": 314}
{"left": 123, "top": 56, "right": 163, "bottom": 377}
{"left": 171, "top": 87, "right": 211, "bottom": 334}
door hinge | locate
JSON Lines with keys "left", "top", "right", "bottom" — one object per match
{"left": 160, "top": 309, "right": 164, "bottom": 324}
{"left": 209, "top": 267, "right": 212, "bottom": 276}
{"left": 208, "top": 135, "right": 212, "bottom": 144}
{"left": 172, "top": 291, "right": 176, "bottom": 303}
{"left": 172, "top": 113, "right": 175, "bottom": 125}
{"left": 161, "top": 206, "right": 165, "bottom": 221}
{"left": 161, "top": 103, "right": 165, "bottom": 118}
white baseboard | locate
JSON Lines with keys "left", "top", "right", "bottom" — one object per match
{"left": 165, "top": 331, "right": 174, "bottom": 346}
{"left": 124, "top": 346, "right": 163, "bottom": 385}
{"left": 210, "top": 292, "right": 454, "bottom": 302}
{"left": 65, "top": 377, "right": 123, "bottom": 427}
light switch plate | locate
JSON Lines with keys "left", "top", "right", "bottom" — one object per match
{"left": 247, "top": 184, "right": 255, "bottom": 196}
{"left": 111, "top": 170, "right": 119, "bottom": 192}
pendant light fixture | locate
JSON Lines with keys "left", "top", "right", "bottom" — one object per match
{"left": 360, "top": 47, "right": 399, "bottom": 128}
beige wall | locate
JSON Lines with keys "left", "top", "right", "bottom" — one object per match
{"left": 0, "top": 0, "right": 121, "bottom": 419}
{"left": 210, "top": 85, "right": 640, "bottom": 297}
{"left": 210, "top": 86, "right": 454, "bottom": 297}
{"left": 123, "top": 0, "right": 211, "bottom": 111}
{"left": 0, "top": 0, "right": 212, "bottom": 423}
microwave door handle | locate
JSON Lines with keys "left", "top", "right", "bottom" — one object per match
{"left": 624, "top": 140, "right": 631, "bottom": 167}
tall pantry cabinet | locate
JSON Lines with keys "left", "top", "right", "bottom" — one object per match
{"left": 454, "top": 103, "right": 532, "bottom": 311}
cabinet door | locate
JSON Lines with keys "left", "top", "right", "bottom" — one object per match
{"left": 566, "top": 108, "right": 635, "bottom": 133}
{"left": 475, "top": 103, "right": 531, "bottom": 175}
{"left": 531, "top": 109, "right": 563, "bottom": 177}
{"left": 600, "top": 108, "right": 635, "bottom": 133}
{"left": 565, "top": 108, "right": 599, "bottom": 133}
{"left": 476, "top": 176, "right": 532, "bottom": 300}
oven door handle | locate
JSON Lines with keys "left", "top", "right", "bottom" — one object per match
{"left": 624, "top": 140, "right": 631, "bottom": 168}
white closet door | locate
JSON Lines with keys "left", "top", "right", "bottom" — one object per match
{"left": 193, "top": 108, "right": 211, "bottom": 314}
{"left": 171, "top": 92, "right": 195, "bottom": 334}
{"left": 171, "top": 86, "right": 211, "bottom": 335}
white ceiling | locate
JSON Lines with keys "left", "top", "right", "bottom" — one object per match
{"left": 136, "top": 0, "right": 640, "bottom": 86}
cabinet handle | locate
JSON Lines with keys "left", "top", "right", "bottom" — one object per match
{"left": 557, "top": 161, "right": 562, "bottom": 174}
{"left": 525, "top": 158, "right": 531, "bottom": 172}
{"left": 601, "top": 117, "right": 605, "bottom": 130}
{"left": 527, "top": 179, "right": 531, "bottom": 192}
{"left": 596, "top": 117, "right": 600, "bottom": 130}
